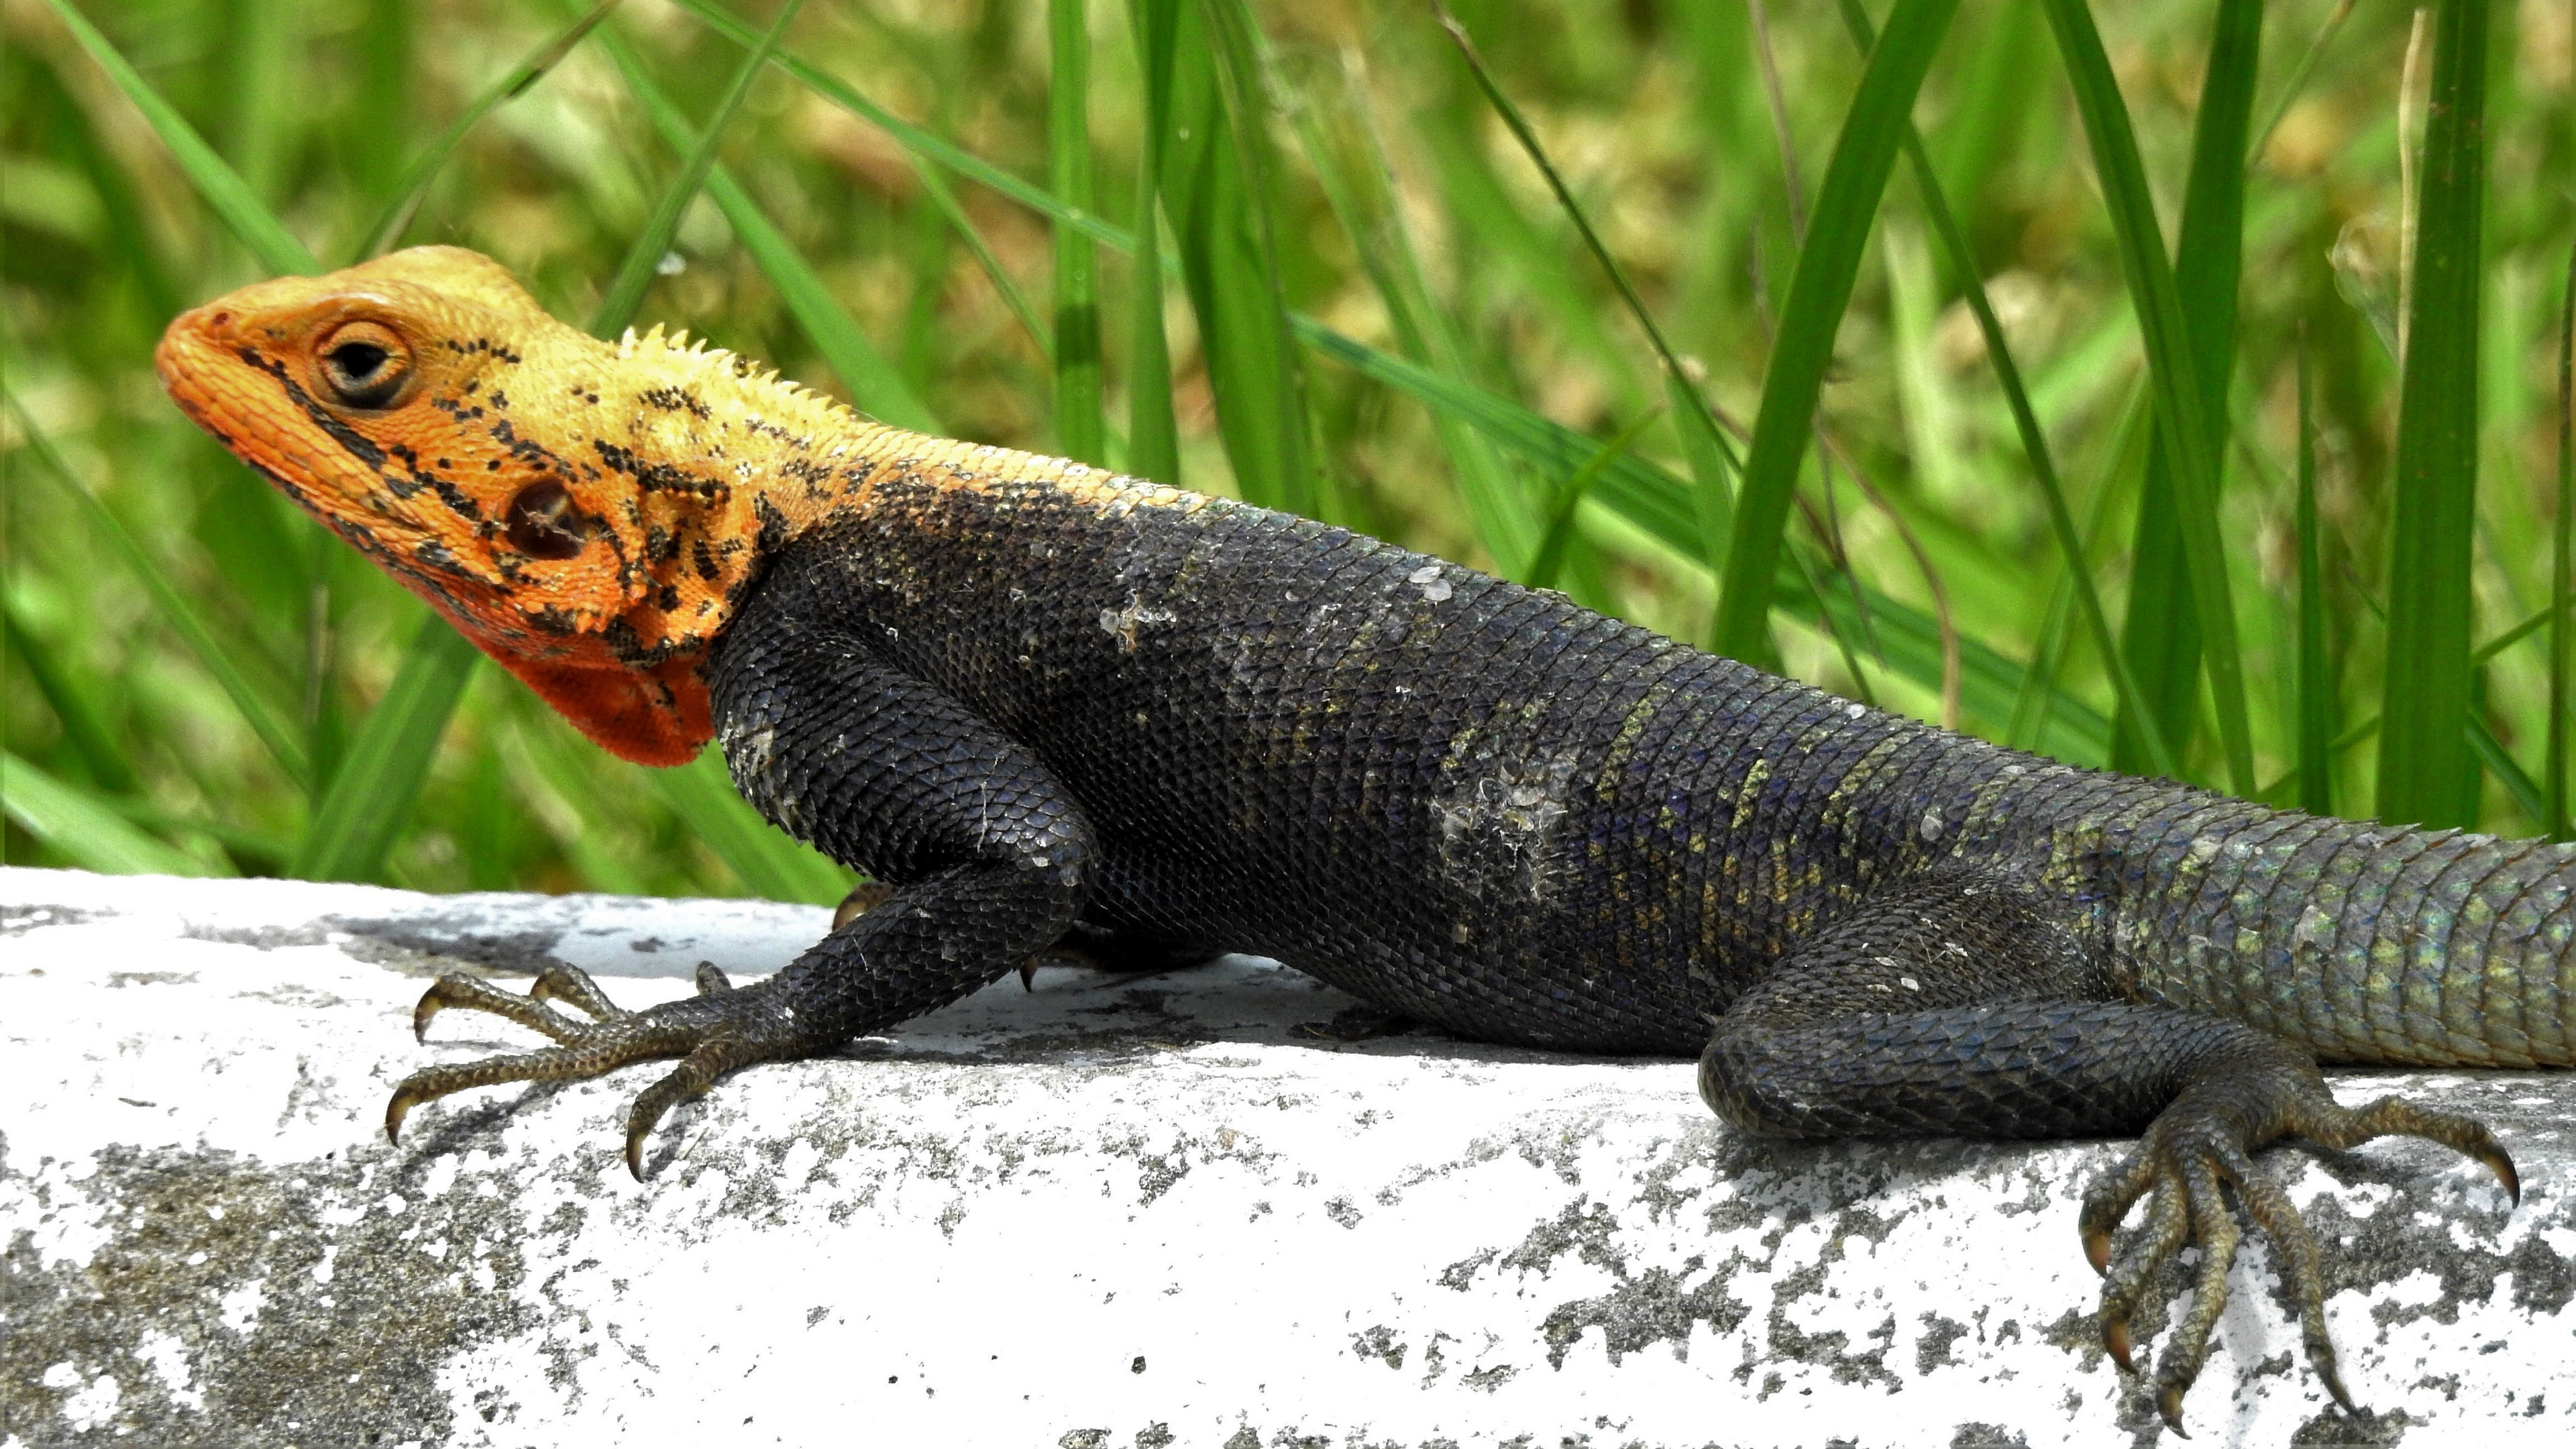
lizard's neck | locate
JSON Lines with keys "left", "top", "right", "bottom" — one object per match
{"left": 486, "top": 325, "right": 1162, "bottom": 765}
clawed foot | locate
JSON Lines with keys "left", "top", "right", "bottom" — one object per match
{"left": 386, "top": 961, "right": 812, "bottom": 1179}
{"left": 2079, "top": 1080, "right": 2518, "bottom": 1435}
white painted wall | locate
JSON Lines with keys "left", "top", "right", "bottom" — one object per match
{"left": 3, "top": 867, "right": 2567, "bottom": 1448}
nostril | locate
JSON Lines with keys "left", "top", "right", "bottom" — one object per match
{"left": 209, "top": 310, "right": 233, "bottom": 329}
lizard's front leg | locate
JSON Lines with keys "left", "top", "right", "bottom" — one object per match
{"left": 386, "top": 616, "right": 1093, "bottom": 1177}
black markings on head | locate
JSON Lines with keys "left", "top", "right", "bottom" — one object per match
{"left": 432, "top": 478, "right": 482, "bottom": 521}
{"left": 602, "top": 618, "right": 652, "bottom": 665}
{"left": 753, "top": 494, "right": 792, "bottom": 555}
{"left": 592, "top": 439, "right": 728, "bottom": 502}
{"left": 640, "top": 386, "right": 714, "bottom": 419}
{"left": 446, "top": 339, "right": 521, "bottom": 366}
{"left": 413, "top": 538, "right": 475, "bottom": 578}
{"left": 744, "top": 418, "right": 810, "bottom": 448}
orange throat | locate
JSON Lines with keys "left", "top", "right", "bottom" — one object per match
{"left": 153, "top": 247, "right": 900, "bottom": 767}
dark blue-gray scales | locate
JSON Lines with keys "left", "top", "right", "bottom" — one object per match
{"left": 388, "top": 468, "right": 2567, "bottom": 1434}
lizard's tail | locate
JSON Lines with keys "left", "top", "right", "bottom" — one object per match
{"left": 2121, "top": 815, "right": 2573, "bottom": 1069}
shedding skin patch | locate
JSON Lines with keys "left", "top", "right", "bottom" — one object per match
{"left": 155, "top": 246, "right": 1188, "bottom": 765}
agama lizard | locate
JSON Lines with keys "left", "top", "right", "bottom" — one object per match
{"left": 156, "top": 247, "right": 2570, "bottom": 1433}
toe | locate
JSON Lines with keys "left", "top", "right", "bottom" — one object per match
{"left": 415, "top": 973, "right": 591, "bottom": 1044}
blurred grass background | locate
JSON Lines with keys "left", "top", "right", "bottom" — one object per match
{"left": 1, "top": 0, "right": 2571, "bottom": 901}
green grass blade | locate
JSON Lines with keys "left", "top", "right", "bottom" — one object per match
{"left": 290, "top": 615, "right": 481, "bottom": 881}
{"left": 1714, "top": 0, "right": 1960, "bottom": 667}
{"left": 8, "top": 390, "right": 309, "bottom": 785}
{"left": 1432, "top": 1, "right": 1740, "bottom": 616}
{"left": 42, "top": 0, "right": 318, "bottom": 276}
{"left": 350, "top": 0, "right": 415, "bottom": 200}
{"left": 2250, "top": 0, "right": 2355, "bottom": 166}
{"left": 500, "top": 710, "right": 652, "bottom": 896}
{"left": 2108, "top": 0, "right": 2261, "bottom": 782}
{"left": 913, "top": 148, "right": 1055, "bottom": 367}
{"left": 2552, "top": 246, "right": 2574, "bottom": 842}
{"left": 2037, "top": 0, "right": 2255, "bottom": 796}
{"left": 1193, "top": 0, "right": 1318, "bottom": 518}
{"left": 2468, "top": 713, "right": 2546, "bottom": 829}
{"left": 590, "top": 0, "right": 804, "bottom": 338}
{"left": 1668, "top": 372, "right": 1737, "bottom": 585}
{"left": 2372, "top": 0, "right": 2488, "bottom": 828}
{"left": 591, "top": 19, "right": 939, "bottom": 433}
{"left": 673, "top": 0, "right": 1132, "bottom": 253}
{"left": 3, "top": 751, "right": 227, "bottom": 877}
{"left": 1124, "top": 0, "right": 1183, "bottom": 485}
{"left": 1433, "top": 5, "right": 1741, "bottom": 510}
{"left": 649, "top": 749, "right": 850, "bottom": 906}
{"left": 3, "top": 596, "right": 140, "bottom": 796}
{"left": 1835, "top": 0, "right": 2170, "bottom": 777}
{"left": 2294, "top": 338, "right": 2334, "bottom": 814}
{"left": 1287, "top": 48, "right": 1539, "bottom": 576}
{"left": 360, "top": 0, "right": 624, "bottom": 260}
{"left": 1050, "top": 0, "right": 1106, "bottom": 467}
{"left": 1294, "top": 318, "right": 2112, "bottom": 759}
{"left": 218, "top": 0, "right": 295, "bottom": 205}
{"left": 1527, "top": 409, "right": 1663, "bottom": 592}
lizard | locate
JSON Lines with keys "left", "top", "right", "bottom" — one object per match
{"left": 155, "top": 246, "right": 2569, "bottom": 1434}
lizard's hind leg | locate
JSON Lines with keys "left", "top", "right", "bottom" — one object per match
{"left": 1695, "top": 861, "right": 2518, "bottom": 1434}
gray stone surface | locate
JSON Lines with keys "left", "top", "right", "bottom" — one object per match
{"left": 1, "top": 865, "right": 2569, "bottom": 1448}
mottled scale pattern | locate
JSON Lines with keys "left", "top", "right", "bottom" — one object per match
{"left": 700, "top": 465, "right": 2572, "bottom": 1095}
{"left": 159, "top": 247, "right": 2573, "bottom": 1430}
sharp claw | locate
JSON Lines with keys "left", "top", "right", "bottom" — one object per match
{"left": 412, "top": 993, "right": 441, "bottom": 1043}
{"left": 386, "top": 1087, "right": 417, "bottom": 1144}
{"left": 625, "top": 1085, "right": 673, "bottom": 1181}
{"left": 2084, "top": 1226, "right": 2112, "bottom": 1277}
{"left": 2318, "top": 1360, "right": 2356, "bottom": 1414}
{"left": 2483, "top": 1147, "right": 2521, "bottom": 1208}
{"left": 1019, "top": 958, "right": 1038, "bottom": 991}
{"left": 2158, "top": 1383, "right": 2189, "bottom": 1436}
{"left": 626, "top": 1089, "right": 674, "bottom": 1181}
{"left": 2104, "top": 1315, "right": 2133, "bottom": 1373}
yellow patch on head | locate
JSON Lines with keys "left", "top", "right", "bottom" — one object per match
{"left": 160, "top": 246, "right": 1204, "bottom": 767}
{"left": 155, "top": 247, "right": 885, "bottom": 765}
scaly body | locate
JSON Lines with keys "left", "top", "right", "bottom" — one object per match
{"left": 158, "top": 248, "right": 2569, "bottom": 1433}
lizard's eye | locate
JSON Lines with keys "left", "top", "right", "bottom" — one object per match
{"left": 506, "top": 479, "right": 585, "bottom": 560}
{"left": 315, "top": 321, "right": 412, "bottom": 409}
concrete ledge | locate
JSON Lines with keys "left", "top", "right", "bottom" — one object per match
{"left": 3, "top": 866, "right": 2569, "bottom": 1447}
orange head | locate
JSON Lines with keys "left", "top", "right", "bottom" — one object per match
{"left": 156, "top": 247, "right": 879, "bottom": 765}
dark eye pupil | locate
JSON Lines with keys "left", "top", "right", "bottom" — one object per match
{"left": 331, "top": 342, "right": 388, "bottom": 382}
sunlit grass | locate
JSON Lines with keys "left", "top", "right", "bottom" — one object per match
{"left": 3, "top": 0, "right": 2571, "bottom": 898}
